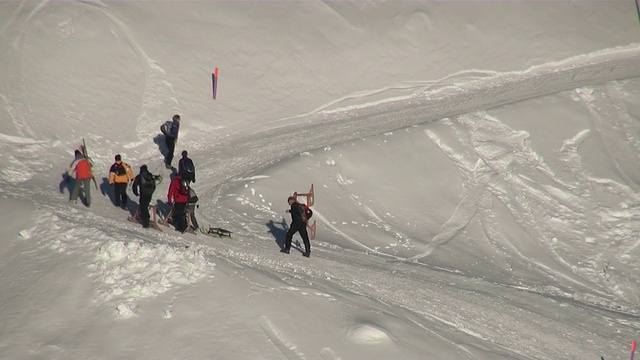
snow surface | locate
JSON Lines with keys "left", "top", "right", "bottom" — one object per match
{"left": 2, "top": 1, "right": 640, "bottom": 359}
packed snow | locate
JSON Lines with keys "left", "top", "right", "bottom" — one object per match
{"left": 2, "top": 1, "right": 640, "bottom": 359}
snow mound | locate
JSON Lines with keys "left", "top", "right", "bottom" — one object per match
{"left": 346, "top": 323, "right": 391, "bottom": 344}
{"left": 116, "top": 303, "right": 137, "bottom": 319}
{"left": 91, "top": 240, "right": 210, "bottom": 309}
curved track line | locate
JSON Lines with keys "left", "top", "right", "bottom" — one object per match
{"left": 76, "top": 0, "right": 179, "bottom": 146}
{"left": 258, "top": 316, "right": 304, "bottom": 360}
{"left": 0, "top": 1, "right": 25, "bottom": 37}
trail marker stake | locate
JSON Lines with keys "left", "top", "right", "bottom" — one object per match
{"left": 632, "top": 340, "right": 637, "bottom": 360}
{"left": 212, "top": 68, "right": 218, "bottom": 100}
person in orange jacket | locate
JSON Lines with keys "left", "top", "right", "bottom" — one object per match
{"left": 109, "top": 154, "right": 134, "bottom": 209}
{"left": 68, "top": 150, "right": 93, "bottom": 207}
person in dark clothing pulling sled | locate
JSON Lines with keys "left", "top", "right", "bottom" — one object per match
{"left": 131, "top": 165, "right": 162, "bottom": 229}
{"left": 281, "top": 196, "right": 311, "bottom": 257}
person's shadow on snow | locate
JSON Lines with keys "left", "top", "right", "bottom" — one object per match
{"left": 59, "top": 172, "right": 73, "bottom": 198}
{"left": 266, "top": 218, "right": 290, "bottom": 250}
{"left": 153, "top": 134, "right": 168, "bottom": 158}
{"left": 99, "top": 177, "right": 117, "bottom": 205}
{"left": 124, "top": 199, "right": 137, "bottom": 217}
{"left": 155, "top": 199, "right": 173, "bottom": 222}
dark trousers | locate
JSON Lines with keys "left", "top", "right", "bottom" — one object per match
{"left": 165, "top": 136, "right": 176, "bottom": 166}
{"left": 172, "top": 202, "right": 187, "bottom": 232}
{"left": 285, "top": 222, "right": 310, "bottom": 254}
{"left": 114, "top": 183, "right": 128, "bottom": 207}
{"left": 139, "top": 192, "right": 152, "bottom": 227}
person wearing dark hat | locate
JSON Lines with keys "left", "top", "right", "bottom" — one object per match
{"left": 109, "top": 154, "right": 134, "bottom": 209}
{"left": 132, "top": 165, "right": 162, "bottom": 228}
{"left": 281, "top": 196, "right": 311, "bottom": 257}
{"left": 164, "top": 114, "right": 181, "bottom": 169}
{"left": 68, "top": 149, "right": 93, "bottom": 207}
{"left": 167, "top": 173, "right": 189, "bottom": 233}
{"left": 178, "top": 150, "right": 196, "bottom": 184}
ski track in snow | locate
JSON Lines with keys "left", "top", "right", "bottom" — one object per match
{"left": 75, "top": 0, "right": 179, "bottom": 149}
{"left": 422, "top": 111, "right": 620, "bottom": 297}
{"left": 259, "top": 316, "right": 306, "bottom": 360}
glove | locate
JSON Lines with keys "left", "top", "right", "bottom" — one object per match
{"left": 192, "top": 179, "right": 196, "bottom": 183}
{"left": 286, "top": 210, "right": 290, "bottom": 213}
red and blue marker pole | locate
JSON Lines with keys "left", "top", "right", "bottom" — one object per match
{"left": 212, "top": 68, "right": 218, "bottom": 100}
{"left": 631, "top": 340, "right": 637, "bottom": 360}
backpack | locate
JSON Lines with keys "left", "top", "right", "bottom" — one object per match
{"left": 114, "top": 163, "right": 127, "bottom": 176}
{"left": 161, "top": 121, "right": 173, "bottom": 136}
{"left": 140, "top": 172, "right": 155, "bottom": 188}
{"left": 178, "top": 179, "right": 190, "bottom": 196}
{"left": 301, "top": 203, "right": 313, "bottom": 221}
{"left": 188, "top": 187, "right": 199, "bottom": 204}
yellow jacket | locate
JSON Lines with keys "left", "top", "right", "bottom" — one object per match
{"left": 109, "top": 161, "right": 134, "bottom": 184}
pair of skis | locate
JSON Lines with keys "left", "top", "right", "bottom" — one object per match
{"left": 81, "top": 138, "right": 98, "bottom": 190}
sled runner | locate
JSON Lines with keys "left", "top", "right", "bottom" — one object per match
{"left": 292, "top": 183, "right": 316, "bottom": 240}
{"left": 159, "top": 207, "right": 197, "bottom": 234}
{"left": 127, "top": 205, "right": 162, "bottom": 231}
{"left": 200, "top": 226, "right": 232, "bottom": 238}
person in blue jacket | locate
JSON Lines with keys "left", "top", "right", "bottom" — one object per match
{"left": 165, "top": 114, "right": 181, "bottom": 169}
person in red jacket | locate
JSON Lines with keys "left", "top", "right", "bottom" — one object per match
{"left": 167, "top": 174, "right": 189, "bottom": 233}
{"left": 68, "top": 150, "right": 93, "bottom": 207}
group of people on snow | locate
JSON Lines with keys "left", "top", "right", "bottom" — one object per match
{"left": 66, "top": 114, "right": 199, "bottom": 233}
{"left": 65, "top": 113, "right": 312, "bottom": 257}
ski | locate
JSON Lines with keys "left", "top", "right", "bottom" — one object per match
{"left": 81, "top": 138, "right": 99, "bottom": 190}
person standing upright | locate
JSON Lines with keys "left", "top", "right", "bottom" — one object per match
{"left": 165, "top": 114, "right": 181, "bottom": 169}
{"left": 68, "top": 150, "right": 93, "bottom": 207}
{"left": 282, "top": 196, "right": 311, "bottom": 257}
{"left": 178, "top": 150, "right": 196, "bottom": 184}
{"left": 109, "top": 154, "right": 134, "bottom": 209}
{"left": 132, "top": 165, "right": 162, "bottom": 228}
{"left": 167, "top": 174, "right": 189, "bottom": 233}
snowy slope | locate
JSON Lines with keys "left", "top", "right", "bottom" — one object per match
{"left": 1, "top": 1, "right": 640, "bottom": 360}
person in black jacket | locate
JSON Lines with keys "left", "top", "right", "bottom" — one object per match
{"left": 132, "top": 165, "right": 161, "bottom": 228}
{"left": 178, "top": 150, "right": 196, "bottom": 184}
{"left": 281, "top": 196, "right": 311, "bottom": 257}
